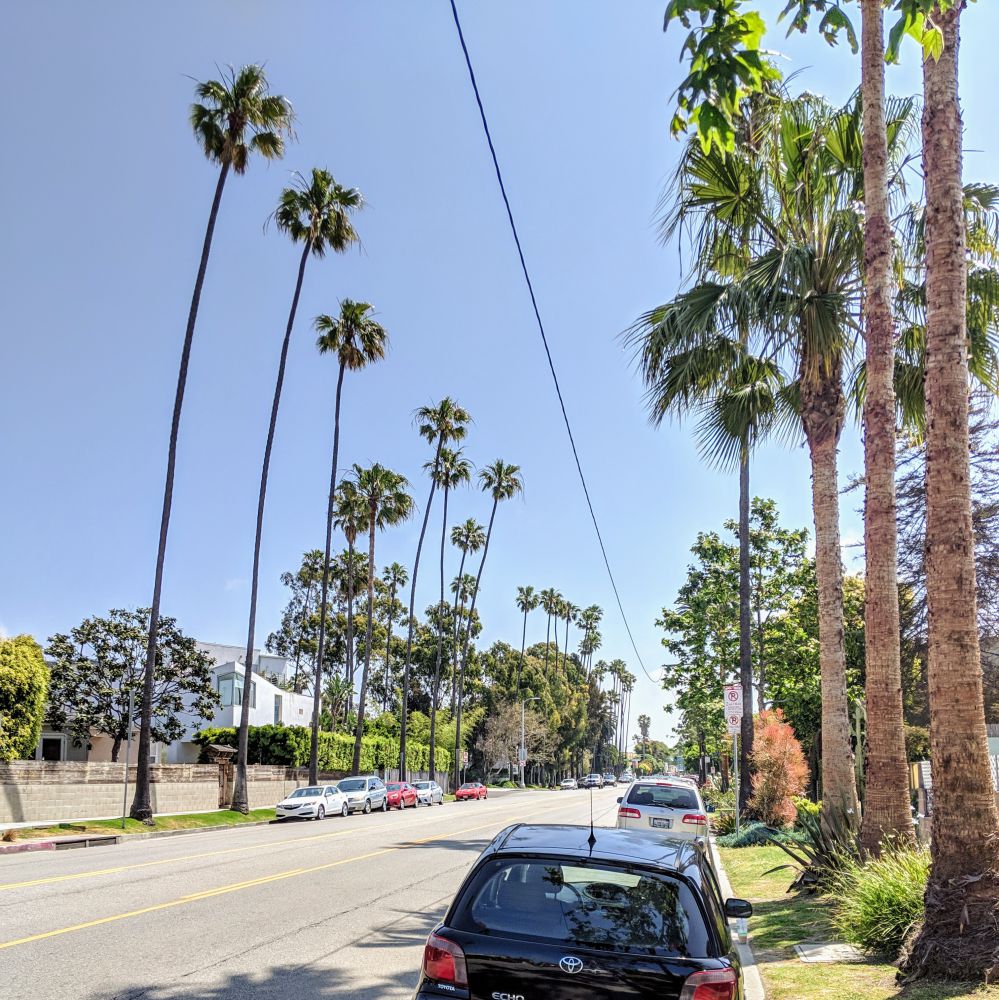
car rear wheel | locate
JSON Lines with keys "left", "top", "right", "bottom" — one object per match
{"left": 341, "top": 802, "right": 349, "bottom": 817}
{"left": 316, "top": 806, "right": 325, "bottom": 821}
{"left": 363, "top": 800, "right": 371, "bottom": 815}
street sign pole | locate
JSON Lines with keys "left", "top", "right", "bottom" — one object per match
{"left": 733, "top": 733, "right": 740, "bottom": 837}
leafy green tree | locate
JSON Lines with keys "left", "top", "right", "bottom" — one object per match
{"left": 515, "top": 586, "right": 540, "bottom": 694}
{"left": 265, "top": 549, "right": 326, "bottom": 693}
{"left": 348, "top": 464, "right": 414, "bottom": 773}
{"left": 399, "top": 398, "right": 471, "bottom": 775}
{"left": 453, "top": 460, "right": 524, "bottom": 787}
{"left": 232, "top": 168, "right": 363, "bottom": 813}
{"left": 449, "top": 521, "right": 486, "bottom": 710}
{"left": 133, "top": 66, "right": 293, "bottom": 823}
{"left": 539, "top": 588, "right": 561, "bottom": 676}
{"left": 0, "top": 635, "right": 49, "bottom": 762}
{"left": 50, "top": 610, "right": 216, "bottom": 763}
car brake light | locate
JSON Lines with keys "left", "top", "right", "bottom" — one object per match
{"left": 423, "top": 931, "right": 468, "bottom": 987}
{"left": 618, "top": 807, "right": 641, "bottom": 819}
{"left": 683, "top": 813, "right": 708, "bottom": 826}
{"left": 679, "top": 968, "right": 737, "bottom": 1000}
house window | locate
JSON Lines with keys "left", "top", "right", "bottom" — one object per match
{"left": 274, "top": 694, "right": 282, "bottom": 724}
{"left": 40, "top": 736, "right": 64, "bottom": 761}
{"left": 218, "top": 676, "right": 235, "bottom": 707}
{"left": 218, "top": 675, "right": 256, "bottom": 708}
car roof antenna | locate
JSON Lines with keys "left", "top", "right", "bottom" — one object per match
{"left": 587, "top": 787, "right": 597, "bottom": 850}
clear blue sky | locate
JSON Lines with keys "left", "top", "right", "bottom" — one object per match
{"left": 3, "top": 3, "right": 998, "bottom": 743}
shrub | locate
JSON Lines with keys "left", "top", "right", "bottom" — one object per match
{"left": 748, "top": 709, "right": 809, "bottom": 827}
{"left": 716, "top": 821, "right": 808, "bottom": 848}
{"left": 904, "top": 725, "right": 930, "bottom": 763}
{"left": 793, "top": 795, "right": 821, "bottom": 829}
{"left": 765, "top": 807, "right": 860, "bottom": 892}
{"left": 194, "top": 724, "right": 451, "bottom": 775}
{"left": 711, "top": 810, "right": 738, "bottom": 836}
{"left": 0, "top": 636, "right": 49, "bottom": 761}
{"left": 831, "top": 845, "right": 930, "bottom": 958}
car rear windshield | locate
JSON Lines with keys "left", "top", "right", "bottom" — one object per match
{"left": 460, "top": 783, "right": 475, "bottom": 789}
{"left": 338, "top": 779, "right": 366, "bottom": 792}
{"left": 414, "top": 782, "right": 430, "bottom": 789}
{"left": 627, "top": 784, "right": 699, "bottom": 810}
{"left": 453, "top": 859, "right": 709, "bottom": 958}
{"left": 290, "top": 787, "right": 322, "bottom": 798}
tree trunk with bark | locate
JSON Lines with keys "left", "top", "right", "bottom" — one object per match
{"left": 131, "top": 161, "right": 230, "bottom": 822}
{"left": 231, "top": 240, "right": 311, "bottom": 814}
{"left": 738, "top": 444, "right": 755, "bottom": 814}
{"left": 859, "top": 0, "right": 915, "bottom": 855}
{"left": 801, "top": 351, "right": 861, "bottom": 830}
{"left": 310, "top": 361, "right": 346, "bottom": 784}
{"left": 429, "top": 487, "right": 450, "bottom": 776}
{"left": 902, "top": 5, "right": 999, "bottom": 980}
{"left": 352, "top": 510, "right": 378, "bottom": 774}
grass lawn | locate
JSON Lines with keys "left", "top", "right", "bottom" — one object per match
{"left": 3, "top": 808, "right": 277, "bottom": 842}
{"left": 719, "top": 846, "right": 999, "bottom": 1000}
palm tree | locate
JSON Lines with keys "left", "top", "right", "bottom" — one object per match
{"left": 381, "top": 562, "right": 408, "bottom": 712}
{"left": 428, "top": 448, "right": 472, "bottom": 774}
{"left": 562, "top": 602, "right": 579, "bottom": 676}
{"left": 902, "top": 5, "right": 999, "bottom": 978}
{"left": 131, "top": 66, "right": 293, "bottom": 821}
{"left": 399, "top": 399, "right": 471, "bottom": 776}
{"left": 454, "top": 460, "right": 523, "bottom": 787}
{"left": 349, "top": 465, "right": 413, "bottom": 773}
{"left": 515, "top": 586, "right": 540, "bottom": 692}
{"left": 539, "top": 588, "right": 560, "bottom": 676}
{"left": 309, "top": 301, "right": 388, "bottom": 782}
{"left": 230, "top": 170, "right": 362, "bottom": 810}
{"left": 449, "top": 568, "right": 480, "bottom": 711}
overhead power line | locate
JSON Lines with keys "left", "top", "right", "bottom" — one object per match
{"left": 447, "top": 0, "right": 659, "bottom": 687}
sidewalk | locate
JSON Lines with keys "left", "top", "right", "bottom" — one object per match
{"left": 710, "top": 839, "right": 767, "bottom": 1000}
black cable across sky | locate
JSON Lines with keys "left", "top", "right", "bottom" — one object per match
{"left": 447, "top": 0, "right": 658, "bottom": 687}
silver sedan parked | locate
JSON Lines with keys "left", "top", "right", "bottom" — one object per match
{"left": 412, "top": 780, "right": 445, "bottom": 805}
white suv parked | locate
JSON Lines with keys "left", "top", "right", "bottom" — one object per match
{"left": 615, "top": 778, "right": 708, "bottom": 839}
{"left": 337, "top": 775, "right": 388, "bottom": 814}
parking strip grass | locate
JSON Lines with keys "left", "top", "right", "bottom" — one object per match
{"left": 3, "top": 808, "right": 277, "bottom": 842}
{"left": 719, "top": 845, "right": 999, "bottom": 1000}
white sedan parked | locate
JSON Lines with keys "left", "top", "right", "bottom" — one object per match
{"left": 560, "top": 778, "right": 579, "bottom": 790}
{"left": 615, "top": 778, "right": 708, "bottom": 840}
{"left": 413, "top": 780, "right": 445, "bottom": 805}
{"left": 276, "top": 784, "right": 347, "bottom": 821}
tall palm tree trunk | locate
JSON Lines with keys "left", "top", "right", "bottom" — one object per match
{"left": 429, "top": 487, "right": 450, "bottom": 776}
{"left": 383, "top": 583, "right": 397, "bottom": 713}
{"left": 232, "top": 240, "right": 311, "bottom": 814}
{"left": 345, "top": 538, "right": 357, "bottom": 709}
{"left": 293, "top": 576, "right": 314, "bottom": 695}
{"left": 903, "top": 6, "right": 999, "bottom": 979}
{"left": 517, "top": 608, "right": 529, "bottom": 692}
{"left": 454, "top": 500, "right": 497, "bottom": 789}
{"left": 310, "top": 361, "right": 346, "bottom": 784}
{"left": 132, "top": 160, "right": 230, "bottom": 821}
{"left": 859, "top": 0, "right": 915, "bottom": 854}
{"left": 448, "top": 553, "right": 469, "bottom": 713}
{"left": 352, "top": 511, "right": 378, "bottom": 773}
{"left": 802, "top": 372, "right": 860, "bottom": 829}
{"left": 400, "top": 440, "right": 442, "bottom": 776}
{"left": 544, "top": 615, "right": 552, "bottom": 675}
{"left": 738, "top": 444, "right": 755, "bottom": 813}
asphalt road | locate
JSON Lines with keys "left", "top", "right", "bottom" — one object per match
{"left": 0, "top": 786, "right": 623, "bottom": 1000}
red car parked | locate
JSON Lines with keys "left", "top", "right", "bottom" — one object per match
{"left": 385, "top": 781, "right": 419, "bottom": 810}
{"left": 455, "top": 782, "right": 488, "bottom": 801}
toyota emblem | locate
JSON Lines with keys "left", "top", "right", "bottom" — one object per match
{"left": 559, "top": 956, "right": 584, "bottom": 975}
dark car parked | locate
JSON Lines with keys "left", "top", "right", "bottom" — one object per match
{"left": 413, "top": 823, "right": 751, "bottom": 999}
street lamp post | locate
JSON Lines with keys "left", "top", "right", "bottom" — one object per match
{"left": 520, "top": 696, "right": 540, "bottom": 789}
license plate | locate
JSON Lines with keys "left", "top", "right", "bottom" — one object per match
{"left": 650, "top": 817, "right": 672, "bottom": 829}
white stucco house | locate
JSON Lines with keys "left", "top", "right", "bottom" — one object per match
{"left": 164, "top": 642, "right": 316, "bottom": 762}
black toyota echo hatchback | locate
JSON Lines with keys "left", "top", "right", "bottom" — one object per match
{"left": 413, "top": 823, "right": 752, "bottom": 1000}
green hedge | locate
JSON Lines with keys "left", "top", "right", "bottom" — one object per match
{"left": 194, "top": 724, "right": 451, "bottom": 776}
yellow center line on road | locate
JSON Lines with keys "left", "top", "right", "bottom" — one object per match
{"left": 0, "top": 797, "right": 591, "bottom": 951}
{"left": 0, "top": 799, "right": 511, "bottom": 892}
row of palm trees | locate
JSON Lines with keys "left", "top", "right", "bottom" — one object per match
{"left": 128, "top": 63, "right": 525, "bottom": 817}
{"left": 656, "top": 1, "right": 998, "bottom": 978}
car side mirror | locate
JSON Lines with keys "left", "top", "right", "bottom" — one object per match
{"left": 616, "top": 797, "right": 622, "bottom": 804}
{"left": 724, "top": 898, "right": 753, "bottom": 919}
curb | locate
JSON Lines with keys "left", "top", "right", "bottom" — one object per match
{"left": 0, "top": 818, "right": 279, "bottom": 855}
{"left": 710, "top": 839, "right": 767, "bottom": 1000}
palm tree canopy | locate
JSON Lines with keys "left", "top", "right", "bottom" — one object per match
{"left": 382, "top": 562, "right": 409, "bottom": 589}
{"left": 189, "top": 64, "right": 294, "bottom": 174}
{"left": 428, "top": 447, "right": 473, "bottom": 492}
{"left": 451, "top": 518, "right": 486, "bottom": 554}
{"left": 272, "top": 167, "right": 362, "bottom": 258}
{"left": 539, "top": 588, "right": 560, "bottom": 617}
{"left": 415, "top": 398, "right": 472, "bottom": 448}
{"left": 516, "top": 585, "right": 539, "bottom": 614}
{"left": 332, "top": 480, "right": 366, "bottom": 544}
{"left": 451, "top": 573, "right": 478, "bottom": 602}
{"left": 479, "top": 459, "right": 524, "bottom": 503}
{"left": 315, "top": 300, "right": 388, "bottom": 371}
{"left": 349, "top": 464, "right": 414, "bottom": 531}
